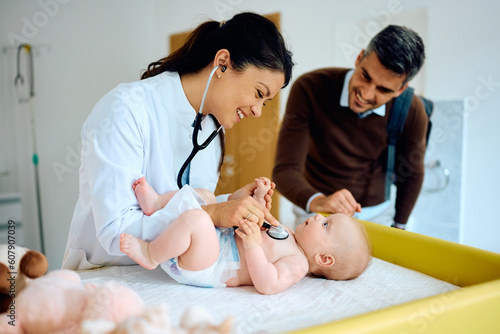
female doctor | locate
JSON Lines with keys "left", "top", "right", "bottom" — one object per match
{"left": 62, "top": 12, "right": 294, "bottom": 270}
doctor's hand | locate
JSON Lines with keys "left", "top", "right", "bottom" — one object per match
{"left": 201, "top": 196, "right": 279, "bottom": 229}
{"left": 309, "top": 189, "right": 362, "bottom": 217}
{"left": 229, "top": 178, "right": 276, "bottom": 211}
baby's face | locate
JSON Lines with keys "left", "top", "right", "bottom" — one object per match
{"left": 295, "top": 213, "right": 360, "bottom": 256}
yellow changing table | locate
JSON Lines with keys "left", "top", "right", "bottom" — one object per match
{"left": 292, "top": 220, "right": 500, "bottom": 333}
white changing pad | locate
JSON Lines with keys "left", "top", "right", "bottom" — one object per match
{"left": 79, "top": 257, "right": 458, "bottom": 333}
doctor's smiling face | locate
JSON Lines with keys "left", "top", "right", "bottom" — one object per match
{"left": 209, "top": 62, "right": 285, "bottom": 129}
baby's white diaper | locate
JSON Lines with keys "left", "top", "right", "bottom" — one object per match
{"left": 160, "top": 227, "right": 240, "bottom": 288}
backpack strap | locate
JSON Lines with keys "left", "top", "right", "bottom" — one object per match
{"left": 420, "top": 97, "right": 434, "bottom": 144}
{"left": 385, "top": 87, "right": 414, "bottom": 201}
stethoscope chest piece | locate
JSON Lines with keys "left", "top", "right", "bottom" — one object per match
{"left": 263, "top": 222, "right": 289, "bottom": 240}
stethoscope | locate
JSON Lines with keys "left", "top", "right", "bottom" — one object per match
{"left": 177, "top": 65, "right": 224, "bottom": 189}
{"left": 262, "top": 221, "right": 289, "bottom": 240}
{"left": 177, "top": 65, "right": 289, "bottom": 240}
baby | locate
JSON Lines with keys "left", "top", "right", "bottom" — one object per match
{"left": 120, "top": 177, "right": 371, "bottom": 294}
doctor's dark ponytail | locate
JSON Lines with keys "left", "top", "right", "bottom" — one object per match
{"left": 141, "top": 12, "right": 293, "bottom": 86}
{"left": 140, "top": 20, "right": 220, "bottom": 80}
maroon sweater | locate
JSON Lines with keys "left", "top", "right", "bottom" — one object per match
{"left": 273, "top": 68, "right": 427, "bottom": 224}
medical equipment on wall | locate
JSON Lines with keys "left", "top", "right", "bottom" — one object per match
{"left": 15, "top": 44, "right": 35, "bottom": 99}
{"left": 423, "top": 159, "right": 450, "bottom": 193}
{"left": 177, "top": 65, "right": 224, "bottom": 189}
{"left": 12, "top": 43, "right": 46, "bottom": 254}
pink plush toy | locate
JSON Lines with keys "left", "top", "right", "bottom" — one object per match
{"left": 0, "top": 269, "right": 144, "bottom": 334}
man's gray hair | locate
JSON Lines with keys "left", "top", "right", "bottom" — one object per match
{"left": 363, "top": 25, "right": 425, "bottom": 85}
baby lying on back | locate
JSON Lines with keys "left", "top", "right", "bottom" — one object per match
{"left": 120, "top": 177, "right": 371, "bottom": 294}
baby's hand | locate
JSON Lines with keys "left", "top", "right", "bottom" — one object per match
{"left": 254, "top": 177, "right": 271, "bottom": 190}
{"left": 235, "top": 219, "right": 262, "bottom": 250}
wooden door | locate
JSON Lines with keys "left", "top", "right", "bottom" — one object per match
{"left": 169, "top": 13, "right": 281, "bottom": 219}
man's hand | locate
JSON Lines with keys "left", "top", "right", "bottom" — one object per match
{"left": 309, "top": 189, "right": 362, "bottom": 216}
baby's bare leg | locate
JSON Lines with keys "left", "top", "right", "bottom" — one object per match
{"left": 253, "top": 177, "right": 272, "bottom": 207}
{"left": 133, "top": 177, "right": 177, "bottom": 216}
{"left": 120, "top": 209, "right": 220, "bottom": 271}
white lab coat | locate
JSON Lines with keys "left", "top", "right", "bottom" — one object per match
{"left": 62, "top": 72, "right": 226, "bottom": 270}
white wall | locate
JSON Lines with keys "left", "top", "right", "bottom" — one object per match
{"left": 0, "top": 0, "right": 161, "bottom": 268}
{"left": 424, "top": 1, "right": 500, "bottom": 252}
{"left": 1, "top": 0, "right": 498, "bottom": 269}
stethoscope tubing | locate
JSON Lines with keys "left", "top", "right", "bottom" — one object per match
{"left": 177, "top": 66, "right": 222, "bottom": 189}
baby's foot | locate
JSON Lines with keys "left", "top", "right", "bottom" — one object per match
{"left": 253, "top": 177, "right": 272, "bottom": 207}
{"left": 120, "top": 233, "right": 158, "bottom": 270}
{"left": 133, "top": 177, "right": 160, "bottom": 216}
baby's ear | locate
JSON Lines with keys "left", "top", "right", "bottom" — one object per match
{"left": 314, "top": 253, "right": 335, "bottom": 268}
